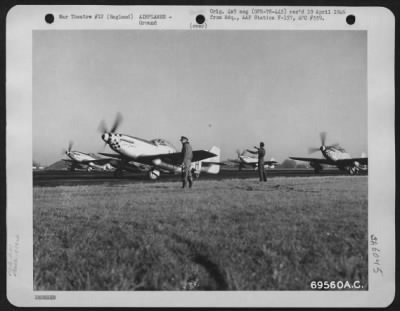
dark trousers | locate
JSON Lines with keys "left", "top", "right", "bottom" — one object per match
{"left": 182, "top": 161, "right": 193, "bottom": 188}
{"left": 258, "top": 163, "right": 267, "bottom": 182}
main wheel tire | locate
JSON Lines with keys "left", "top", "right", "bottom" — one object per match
{"left": 148, "top": 170, "right": 160, "bottom": 180}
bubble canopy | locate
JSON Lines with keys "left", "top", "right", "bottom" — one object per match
{"left": 150, "top": 138, "right": 176, "bottom": 149}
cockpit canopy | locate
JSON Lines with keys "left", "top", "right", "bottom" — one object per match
{"left": 151, "top": 138, "right": 176, "bottom": 149}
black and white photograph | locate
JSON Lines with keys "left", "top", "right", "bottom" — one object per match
{"left": 6, "top": 5, "right": 395, "bottom": 307}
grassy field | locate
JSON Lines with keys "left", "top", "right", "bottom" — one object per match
{"left": 33, "top": 176, "right": 368, "bottom": 290}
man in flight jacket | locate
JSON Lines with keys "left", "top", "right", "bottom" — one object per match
{"left": 180, "top": 136, "right": 193, "bottom": 188}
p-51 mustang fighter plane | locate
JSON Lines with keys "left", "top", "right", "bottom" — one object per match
{"left": 63, "top": 141, "right": 115, "bottom": 172}
{"left": 290, "top": 132, "right": 368, "bottom": 175}
{"left": 98, "top": 114, "right": 221, "bottom": 179}
{"left": 229, "top": 149, "right": 278, "bottom": 171}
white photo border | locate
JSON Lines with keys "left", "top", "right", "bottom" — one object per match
{"left": 6, "top": 5, "right": 395, "bottom": 307}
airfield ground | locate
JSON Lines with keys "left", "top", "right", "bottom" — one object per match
{"left": 33, "top": 175, "right": 368, "bottom": 290}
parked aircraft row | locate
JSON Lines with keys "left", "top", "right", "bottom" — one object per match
{"left": 230, "top": 149, "right": 278, "bottom": 170}
{"left": 61, "top": 114, "right": 368, "bottom": 180}
{"left": 63, "top": 114, "right": 221, "bottom": 180}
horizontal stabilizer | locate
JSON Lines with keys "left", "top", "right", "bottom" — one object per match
{"left": 201, "top": 146, "right": 221, "bottom": 174}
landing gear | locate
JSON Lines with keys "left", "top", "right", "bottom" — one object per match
{"left": 148, "top": 169, "right": 160, "bottom": 180}
{"left": 310, "top": 162, "right": 322, "bottom": 174}
{"left": 348, "top": 167, "right": 359, "bottom": 175}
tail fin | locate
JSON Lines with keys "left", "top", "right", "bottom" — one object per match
{"left": 268, "top": 157, "right": 277, "bottom": 168}
{"left": 201, "top": 146, "right": 221, "bottom": 174}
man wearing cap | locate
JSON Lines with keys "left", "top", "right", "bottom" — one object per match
{"left": 247, "top": 142, "right": 267, "bottom": 182}
{"left": 180, "top": 136, "right": 193, "bottom": 188}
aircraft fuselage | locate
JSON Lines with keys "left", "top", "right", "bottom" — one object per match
{"left": 66, "top": 151, "right": 112, "bottom": 171}
{"left": 102, "top": 133, "right": 176, "bottom": 159}
{"left": 322, "top": 147, "right": 351, "bottom": 163}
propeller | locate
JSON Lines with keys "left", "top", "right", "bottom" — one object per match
{"left": 308, "top": 132, "right": 344, "bottom": 154}
{"left": 308, "top": 147, "right": 320, "bottom": 154}
{"left": 236, "top": 149, "right": 247, "bottom": 158}
{"left": 62, "top": 140, "right": 74, "bottom": 155}
{"left": 320, "top": 132, "right": 326, "bottom": 146}
{"left": 308, "top": 132, "right": 327, "bottom": 154}
{"left": 98, "top": 113, "right": 123, "bottom": 147}
{"left": 98, "top": 120, "right": 108, "bottom": 134}
{"left": 98, "top": 112, "right": 123, "bottom": 134}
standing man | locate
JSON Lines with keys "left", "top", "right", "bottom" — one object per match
{"left": 247, "top": 142, "right": 267, "bottom": 182}
{"left": 180, "top": 136, "right": 193, "bottom": 188}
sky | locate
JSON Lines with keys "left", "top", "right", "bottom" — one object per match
{"left": 33, "top": 30, "right": 367, "bottom": 166}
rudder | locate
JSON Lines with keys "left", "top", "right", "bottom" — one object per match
{"left": 201, "top": 146, "right": 221, "bottom": 174}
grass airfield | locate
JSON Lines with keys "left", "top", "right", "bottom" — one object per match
{"left": 33, "top": 176, "right": 368, "bottom": 290}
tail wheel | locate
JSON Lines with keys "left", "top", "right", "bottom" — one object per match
{"left": 192, "top": 169, "right": 200, "bottom": 179}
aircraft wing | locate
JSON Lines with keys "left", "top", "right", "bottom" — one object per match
{"left": 134, "top": 150, "right": 217, "bottom": 166}
{"left": 289, "top": 157, "right": 332, "bottom": 165}
{"left": 99, "top": 150, "right": 217, "bottom": 166}
{"left": 99, "top": 153, "right": 125, "bottom": 159}
{"left": 336, "top": 157, "right": 368, "bottom": 165}
{"left": 265, "top": 160, "right": 278, "bottom": 165}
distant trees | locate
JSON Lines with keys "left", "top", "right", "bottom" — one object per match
{"left": 278, "top": 159, "right": 297, "bottom": 169}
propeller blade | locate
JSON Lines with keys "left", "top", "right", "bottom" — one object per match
{"left": 68, "top": 141, "right": 73, "bottom": 152}
{"left": 320, "top": 132, "right": 327, "bottom": 146}
{"left": 110, "top": 112, "right": 123, "bottom": 133}
{"left": 98, "top": 120, "right": 108, "bottom": 133}
{"left": 308, "top": 147, "right": 320, "bottom": 154}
